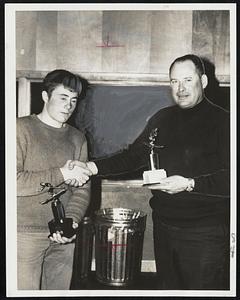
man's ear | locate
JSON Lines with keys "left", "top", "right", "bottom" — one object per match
{"left": 42, "top": 91, "right": 49, "bottom": 103}
{"left": 201, "top": 74, "right": 208, "bottom": 89}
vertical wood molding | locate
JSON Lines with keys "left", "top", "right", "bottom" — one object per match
{"left": 192, "top": 11, "right": 230, "bottom": 76}
{"left": 102, "top": 11, "right": 151, "bottom": 73}
{"left": 16, "top": 11, "right": 38, "bottom": 71}
{"left": 57, "top": 11, "right": 103, "bottom": 71}
{"left": 150, "top": 11, "right": 192, "bottom": 73}
{"left": 36, "top": 11, "right": 58, "bottom": 70}
{"left": 18, "top": 77, "right": 31, "bottom": 117}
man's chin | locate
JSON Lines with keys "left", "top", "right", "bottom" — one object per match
{"left": 61, "top": 114, "right": 71, "bottom": 122}
{"left": 55, "top": 117, "right": 69, "bottom": 125}
{"left": 176, "top": 101, "right": 191, "bottom": 109}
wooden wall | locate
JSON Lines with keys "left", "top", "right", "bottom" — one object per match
{"left": 192, "top": 11, "right": 230, "bottom": 76}
{"left": 16, "top": 9, "right": 231, "bottom": 267}
{"left": 16, "top": 10, "right": 230, "bottom": 83}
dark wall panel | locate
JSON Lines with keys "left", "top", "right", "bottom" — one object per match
{"left": 73, "top": 85, "right": 174, "bottom": 158}
{"left": 30, "top": 82, "right": 230, "bottom": 159}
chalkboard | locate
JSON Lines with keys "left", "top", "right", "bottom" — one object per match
{"left": 72, "top": 85, "right": 175, "bottom": 159}
{"left": 30, "top": 82, "right": 229, "bottom": 160}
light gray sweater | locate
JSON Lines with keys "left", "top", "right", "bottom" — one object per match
{"left": 17, "top": 114, "right": 90, "bottom": 232}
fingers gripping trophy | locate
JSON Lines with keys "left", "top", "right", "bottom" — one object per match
{"left": 143, "top": 128, "right": 167, "bottom": 185}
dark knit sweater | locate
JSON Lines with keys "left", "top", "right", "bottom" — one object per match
{"left": 94, "top": 99, "right": 230, "bottom": 227}
{"left": 17, "top": 115, "right": 90, "bottom": 232}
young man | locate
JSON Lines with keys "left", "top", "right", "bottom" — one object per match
{"left": 70, "top": 54, "right": 230, "bottom": 290}
{"left": 17, "top": 69, "right": 91, "bottom": 290}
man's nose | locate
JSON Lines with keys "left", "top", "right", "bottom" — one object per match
{"left": 178, "top": 81, "right": 185, "bottom": 92}
{"left": 65, "top": 100, "right": 72, "bottom": 110}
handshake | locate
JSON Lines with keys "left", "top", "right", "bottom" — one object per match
{"left": 60, "top": 160, "right": 98, "bottom": 187}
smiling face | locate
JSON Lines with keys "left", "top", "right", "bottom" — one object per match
{"left": 170, "top": 60, "right": 207, "bottom": 109}
{"left": 41, "top": 84, "right": 78, "bottom": 128}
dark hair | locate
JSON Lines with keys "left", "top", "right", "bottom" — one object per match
{"left": 169, "top": 54, "right": 206, "bottom": 77}
{"left": 43, "top": 69, "right": 89, "bottom": 99}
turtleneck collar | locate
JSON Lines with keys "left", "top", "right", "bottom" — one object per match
{"left": 175, "top": 97, "right": 209, "bottom": 116}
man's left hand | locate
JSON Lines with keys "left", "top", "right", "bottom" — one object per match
{"left": 147, "top": 175, "right": 191, "bottom": 194}
{"left": 49, "top": 221, "right": 78, "bottom": 244}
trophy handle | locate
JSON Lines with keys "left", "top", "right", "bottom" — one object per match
{"left": 52, "top": 199, "right": 65, "bottom": 223}
{"left": 49, "top": 200, "right": 75, "bottom": 238}
{"left": 149, "top": 152, "right": 159, "bottom": 170}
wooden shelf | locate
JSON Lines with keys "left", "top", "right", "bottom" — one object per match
{"left": 16, "top": 70, "right": 230, "bottom": 86}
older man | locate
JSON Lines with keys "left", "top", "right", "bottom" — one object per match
{"left": 70, "top": 54, "right": 230, "bottom": 290}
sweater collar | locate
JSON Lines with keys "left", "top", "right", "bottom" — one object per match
{"left": 32, "top": 114, "right": 69, "bottom": 132}
{"left": 175, "top": 97, "right": 209, "bottom": 116}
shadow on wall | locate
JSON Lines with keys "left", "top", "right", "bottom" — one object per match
{"left": 202, "top": 57, "right": 230, "bottom": 112}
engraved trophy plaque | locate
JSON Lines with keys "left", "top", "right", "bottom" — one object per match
{"left": 40, "top": 183, "right": 76, "bottom": 238}
{"left": 143, "top": 128, "right": 167, "bottom": 185}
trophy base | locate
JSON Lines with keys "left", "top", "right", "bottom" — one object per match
{"left": 48, "top": 217, "right": 76, "bottom": 238}
{"left": 143, "top": 169, "right": 167, "bottom": 185}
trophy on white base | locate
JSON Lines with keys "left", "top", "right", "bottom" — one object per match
{"left": 143, "top": 128, "right": 167, "bottom": 185}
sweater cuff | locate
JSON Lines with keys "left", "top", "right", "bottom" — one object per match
{"left": 185, "top": 178, "right": 195, "bottom": 192}
{"left": 53, "top": 167, "right": 65, "bottom": 185}
{"left": 192, "top": 176, "right": 202, "bottom": 192}
{"left": 87, "top": 161, "right": 98, "bottom": 175}
{"left": 65, "top": 213, "right": 80, "bottom": 224}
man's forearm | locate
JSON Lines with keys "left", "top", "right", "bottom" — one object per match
{"left": 92, "top": 147, "right": 148, "bottom": 177}
{"left": 193, "top": 169, "right": 230, "bottom": 197}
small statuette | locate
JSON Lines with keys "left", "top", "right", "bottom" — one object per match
{"left": 143, "top": 128, "right": 167, "bottom": 185}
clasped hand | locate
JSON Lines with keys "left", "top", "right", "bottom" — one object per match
{"left": 148, "top": 175, "right": 190, "bottom": 194}
{"left": 60, "top": 160, "right": 92, "bottom": 187}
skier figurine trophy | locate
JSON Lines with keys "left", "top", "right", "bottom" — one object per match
{"left": 143, "top": 128, "right": 167, "bottom": 185}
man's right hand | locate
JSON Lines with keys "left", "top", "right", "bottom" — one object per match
{"left": 60, "top": 160, "right": 92, "bottom": 187}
